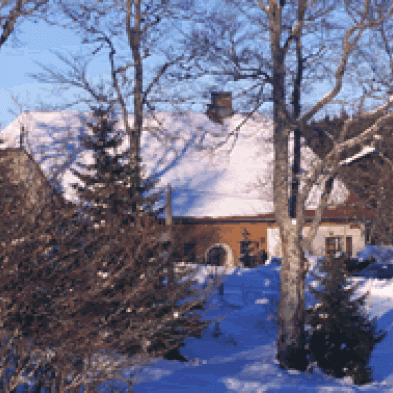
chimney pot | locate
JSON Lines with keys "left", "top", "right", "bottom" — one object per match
{"left": 206, "top": 92, "right": 233, "bottom": 124}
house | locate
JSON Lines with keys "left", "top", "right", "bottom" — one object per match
{"left": 0, "top": 95, "right": 372, "bottom": 265}
{"left": 302, "top": 114, "right": 393, "bottom": 245}
{"left": 166, "top": 188, "right": 372, "bottom": 267}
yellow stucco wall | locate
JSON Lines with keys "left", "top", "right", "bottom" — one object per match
{"left": 177, "top": 219, "right": 366, "bottom": 265}
{"left": 175, "top": 221, "right": 269, "bottom": 266}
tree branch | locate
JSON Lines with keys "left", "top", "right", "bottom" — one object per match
{"left": 301, "top": 1, "right": 393, "bottom": 124}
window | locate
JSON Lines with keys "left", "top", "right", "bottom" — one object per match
{"left": 183, "top": 243, "right": 196, "bottom": 262}
{"left": 346, "top": 237, "right": 352, "bottom": 258}
{"left": 325, "top": 236, "right": 342, "bottom": 256}
{"left": 206, "top": 245, "right": 227, "bottom": 266}
{"left": 325, "top": 236, "right": 353, "bottom": 257}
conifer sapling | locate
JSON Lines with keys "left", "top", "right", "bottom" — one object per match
{"left": 307, "top": 255, "right": 386, "bottom": 384}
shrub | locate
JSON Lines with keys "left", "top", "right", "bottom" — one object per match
{"left": 0, "top": 107, "right": 218, "bottom": 391}
{"left": 306, "top": 255, "right": 386, "bottom": 384}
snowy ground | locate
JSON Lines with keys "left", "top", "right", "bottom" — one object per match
{"left": 128, "top": 253, "right": 393, "bottom": 392}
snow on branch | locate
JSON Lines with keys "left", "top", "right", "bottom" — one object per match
{"left": 339, "top": 143, "right": 376, "bottom": 166}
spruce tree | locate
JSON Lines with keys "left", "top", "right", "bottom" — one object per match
{"left": 72, "top": 106, "right": 158, "bottom": 227}
{"left": 239, "top": 228, "right": 255, "bottom": 267}
{"left": 307, "top": 255, "right": 386, "bottom": 384}
{"left": 69, "top": 106, "right": 214, "bottom": 364}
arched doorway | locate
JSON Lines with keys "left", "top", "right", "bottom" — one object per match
{"left": 205, "top": 243, "right": 234, "bottom": 267}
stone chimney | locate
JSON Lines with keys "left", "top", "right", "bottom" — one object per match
{"left": 206, "top": 92, "right": 233, "bottom": 124}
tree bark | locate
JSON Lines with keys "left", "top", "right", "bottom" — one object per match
{"left": 268, "top": 0, "right": 308, "bottom": 370}
{"left": 127, "top": 0, "right": 143, "bottom": 209}
{"left": 289, "top": 32, "right": 303, "bottom": 219}
{"left": 276, "top": 225, "right": 308, "bottom": 369}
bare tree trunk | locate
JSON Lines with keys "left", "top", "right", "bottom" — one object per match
{"left": 289, "top": 31, "right": 302, "bottom": 219}
{"left": 276, "top": 226, "right": 308, "bottom": 369}
{"left": 269, "top": 0, "right": 308, "bottom": 370}
{"left": 289, "top": 128, "right": 301, "bottom": 219}
{"left": 289, "top": 2, "right": 305, "bottom": 221}
{"left": 274, "top": 125, "right": 308, "bottom": 369}
{"left": 127, "top": 0, "right": 143, "bottom": 210}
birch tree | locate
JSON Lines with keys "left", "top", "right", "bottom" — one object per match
{"left": 32, "top": 0, "right": 192, "bottom": 213}
{"left": 181, "top": 0, "right": 393, "bottom": 370}
{"left": 261, "top": 0, "right": 393, "bottom": 370}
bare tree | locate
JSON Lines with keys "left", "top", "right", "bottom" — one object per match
{"left": 0, "top": 169, "right": 217, "bottom": 392}
{"left": 332, "top": 6, "right": 393, "bottom": 245}
{"left": 0, "top": 0, "right": 49, "bottom": 49}
{"left": 0, "top": 159, "right": 58, "bottom": 392}
{"left": 15, "top": 0, "right": 393, "bottom": 376}
{"left": 180, "top": 0, "right": 393, "bottom": 370}
{"left": 259, "top": 0, "right": 393, "bottom": 371}
{"left": 0, "top": 109, "right": 217, "bottom": 391}
{"left": 31, "top": 0, "right": 193, "bottom": 212}
{"left": 303, "top": 112, "right": 393, "bottom": 246}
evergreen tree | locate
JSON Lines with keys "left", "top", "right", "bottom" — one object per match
{"left": 68, "top": 105, "right": 215, "bottom": 365}
{"left": 307, "top": 255, "right": 386, "bottom": 384}
{"left": 239, "top": 228, "right": 255, "bottom": 267}
{"left": 72, "top": 106, "right": 158, "bottom": 226}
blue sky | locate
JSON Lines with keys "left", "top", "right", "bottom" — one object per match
{"left": 0, "top": 21, "right": 83, "bottom": 129}
{"left": 0, "top": 10, "right": 369, "bottom": 132}
{"left": 0, "top": 17, "right": 214, "bottom": 131}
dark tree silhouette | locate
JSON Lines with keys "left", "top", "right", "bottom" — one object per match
{"left": 307, "top": 256, "right": 386, "bottom": 384}
{"left": 239, "top": 228, "right": 255, "bottom": 267}
{"left": 0, "top": 109, "right": 217, "bottom": 391}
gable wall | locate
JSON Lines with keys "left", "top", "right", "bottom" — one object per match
{"left": 268, "top": 222, "right": 365, "bottom": 259}
{"left": 304, "top": 223, "right": 365, "bottom": 257}
{"left": 177, "top": 219, "right": 366, "bottom": 265}
{"left": 174, "top": 221, "right": 270, "bottom": 266}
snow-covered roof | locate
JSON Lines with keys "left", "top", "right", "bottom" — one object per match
{"left": 0, "top": 111, "right": 348, "bottom": 217}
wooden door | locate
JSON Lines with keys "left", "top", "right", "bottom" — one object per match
{"left": 346, "top": 237, "right": 352, "bottom": 258}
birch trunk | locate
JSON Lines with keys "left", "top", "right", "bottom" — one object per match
{"left": 269, "top": 0, "right": 308, "bottom": 369}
